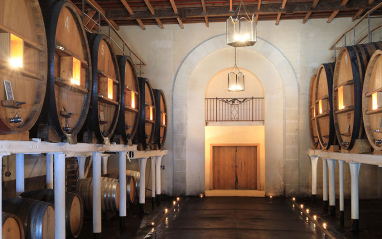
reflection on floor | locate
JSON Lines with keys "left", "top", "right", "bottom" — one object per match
{"left": 148, "top": 197, "right": 324, "bottom": 239}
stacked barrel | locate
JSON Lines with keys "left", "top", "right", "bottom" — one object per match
{"left": 309, "top": 42, "right": 382, "bottom": 153}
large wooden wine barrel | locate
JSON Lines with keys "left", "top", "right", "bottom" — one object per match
{"left": 133, "top": 78, "right": 155, "bottom": 150}
{"left": 20, "top": 189, "right": 83, "bottom": 238}
{"left": 2, "top": 212, "right": 24, "bottom": 239}
{"left": 2, "top": 198, "right": 54, "bottom": 239}
{"left": 31, "top": 0, "right": 92, "bottom": 144}
{"left": 0, "top": 0, "right": 47, "bottom": 138}
{"left": 113, "top": 55, "right": 140, "bottom": 145}
{"left": 309, "top": 75, "right": 320, "bottom": 149}
{"left": 126, "top": 170, "right": 140, "bottom": 202}
{"left": 76, "top": 177, "right": 120, "bottom": 212}
{"left": 315, "top": 63, "right": 336, "bottom": 150}
{"left": 362, "top": 50, "right": 382, "bottom": 151}
{"left": 152, "top": 89, "right": 167, "bottom": 149}
{"left": 79, "top": 34, "right": 121, "bottom": 145}
{"left": 333, "top": 42, "right": 382, "bottom": 150}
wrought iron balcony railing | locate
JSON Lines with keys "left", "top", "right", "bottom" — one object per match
{"left": 205, "top": 97, "right": 264, "bottom": 122}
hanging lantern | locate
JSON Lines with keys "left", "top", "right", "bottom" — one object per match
{"left": 226, "top": 0, "right": 257, "bottom": 47}
{"left": 228, "top": 47, "right": 245, "bottom": 92}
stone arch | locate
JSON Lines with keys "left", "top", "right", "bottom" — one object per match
{"left": 172, "top": 34, "right": 298, "bottom": 196}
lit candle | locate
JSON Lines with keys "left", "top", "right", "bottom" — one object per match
{"left": 173, "top": 201, "right": 176, "bottom": 206}
{"left": 306, "top": 209, "right": 310, "bottom": 214}
{"left": 176, "top": 197, "right": 180, "bottom": 201}
{"left": 10, "top": 34, "right": 23, "bottom": 68}
{"left": 292, "top": 197, "right": 295, "bottom": 201}
{"left": 300, "top": 204, "right": 304, "bottom": 209}
{"left": 270, "top": 196, "right": 272, "bottom": 199}
{"left": 151, "top": 222, "right": 155, "bottom": 226}
{"left": 323, "top": 223, "right": 327, "bottom": 229}
{"left": 373, "top": 92, "right": 378, "bottom": 110}
{"left": 165, "top": 208, "right": 168, "bottom": 214}
{"left": 200, "top": 193, "right": 204, "bottom": 198}
{"left": 313, "top": 215, "right": 317, "bottom": 220}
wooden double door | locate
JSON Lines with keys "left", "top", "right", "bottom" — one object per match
{"left": 212, "top": 146, "right": 257, "bottom": 190}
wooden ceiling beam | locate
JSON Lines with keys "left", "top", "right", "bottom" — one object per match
{"left": 155, "top": 18, "right": 164, "bottom": 29}
{"left": 107, "top": 1, "right": 378, "bottom": 21}
{"left": 276, "top": 13, "right": 281, "bottom": 25}
{"left": 352, "top": 9, "right": 365, "bottom": 21}
{"left": 170, "top": 0, "right": 178, "bottom": 13}
{"left": 84, "top": 10, "right": 96, "bottom": 26}
{"left": 143, "top": 0, "right": 155, "bottom": 15}
{"left": 281, "top": 0, "right": 287, "bottom": 9}
{"left": 230, "top": 0, "right": 233, "bottom": 12}
{"left": 177, "top": 18, "right": 184, "bottom": 29}
{"left": 136, "top": 19, "right": 146, "bottom": 30}
{"left": 204, "top": 16, "right": 209, "bottom": 27}
{"left": 120, "top": 0, "right": 146, "bottom": 30}
{"left": 327, "top": 0, "right": 348, "bottom": 23}
{"left": 201, "top": 0, "right": 208, "bottom": 27}
{"left": 88, "top": 0, "right": 119, "bottom": 30}
{"left": 258, "top": 0, "right": 261, "bottom": 10}
{"left": 303, "top": 0, "right": 319, "bottom": 24}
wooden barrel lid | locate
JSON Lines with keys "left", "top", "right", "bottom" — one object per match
{"left": 315, "top": 63, "right": 336, "bottom": 149}
{"left": 133, "top": 77, "right": 155, "bottom": 150}
{"left": 309, "top": 75, "right": 320, "bottom": 149}
{"left": 34, "top": 0, "right": 91, "bottom": 143}
{"left": 42, "top": 205, "right": 55, "bottom": 239}
{"left": 128, "top": 177, "right": 136, "bottom": 202}
{"left": 362, "top": 49, "right": 382, "bottom": 151}
{"left": 0, "top": 0, "right": 47, "bottom": 134}
{"left": 113, "top": 55, "right": 140, "bottom": 144}
{"left": 333, "top": 42, "right": 382, "bottom": 150}
{"left": 153, "top": 89, "right": 167, "bottom": 149}
{"left": 2, "top": 213, "right": 23, "bottom": 239}
{"left": 81, "top": 34, "right": 121, "bottom": 144}
{"left": 70, "top": 195, "right": 82, "bottom": 236}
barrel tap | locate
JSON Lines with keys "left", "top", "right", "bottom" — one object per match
{"left": 376, "top": 139, "right": 382, "bottom": 146}
{"left": 60, "top": 108, "right": 74, "bottom": 132}
{"left": 10, "top": 111, "right": 23, "bottom": 123}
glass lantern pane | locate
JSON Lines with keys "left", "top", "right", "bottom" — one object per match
{"left": 228, "top": 72, "right": 237, "bottom": 91}
{"left": 227, "top": 16, "right": 238, "bottom": 46}
{"left": 237, "top": 72, "right": 245, "bottom": 91}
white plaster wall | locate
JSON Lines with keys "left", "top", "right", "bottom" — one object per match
{"left": 117, "top": 18, "right": 356, "bottom": 196}
{"left": 205, "top": 126, "right": 265, "bottom": 191}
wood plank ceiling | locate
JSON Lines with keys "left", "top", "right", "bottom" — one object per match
{"left": 71, "top": 0, "right": 382, "bottom": 30}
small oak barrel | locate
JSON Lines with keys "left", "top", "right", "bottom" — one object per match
{"left": 133, "top": 78, "right": 156, "bottom": 150}
{"left": 31, "top": 0, "right": 92, "bottom": 144}
{"left": 79, "top": 34, "right": 121, "bottom": 145}
{"left": 112, "top": 55, "right": 140, "bottom": 145}
{"left": 309, "top": 75, "right": 320, "bottom": 149}
{"left": 20, "top": 189, "right": 83, "bottom": 238}
{"left": 2, "top": 198, "right": 54, "bottom": 239}
{"left": 0, "top": 0, "right": 47, "bottom": 139}
{"left": 107, "top": 172, "right": 136, "bottom": 205}
{"left": 76, "top": 177, "right": 120, "bottom": 212}
{"left": 362, "top": 50, "right": 382, "bottom": 151}
{"left": 152, "top": 89, "right": 167, "bottom": 149}
{"left": 314, "top": 63, "right": 337, "bottom": 150}
{"left": 2, "top": 212, "right": 24, "bottom": 239}
{"left": 333, "top": 42, "right": 382, "bottom": 150}
{"left": 126, "top": 170, "right": 140, "bottom": 202}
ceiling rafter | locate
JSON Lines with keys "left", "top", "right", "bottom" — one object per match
{"left": 303, "top": 0, "right": 319, "bottom": 24}
{"left": 256, "top": 0, "right": 261, "bottom": 22}
{"left": 143, "top": 0, "right": 164, "bottom": 29}
{"left": 276, "top": 0, "right": 287, "bottom": 25}
{"left": 201, "top": 0, "right": 209, "bottom": 27}
{"left": 352, "top": 9, "right": 365, "bottom": 21}
{"left": 120, "top": 0, "right": 146, "bottom": 30}
{"left": 327, "top": 0, "right": 348, "bottom": 23}
{"left": 168, "top": 0, "right": 183, "bottom": 29}
{"left": 88, "top": 0, "right": 119, "bottom": 30}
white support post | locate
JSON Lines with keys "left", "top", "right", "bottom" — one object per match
{"left": 327, "top": 158, "right": 336, "bottom": 216}
{"left": 92, "top": 152, "right": 102, "bottom": 236}
{"left": 101, "top": 155, "right": 109, "bottom": 175}
{"left": 77, "top": 156, "right": 86, "bottom": 179}
{"left": 46, "top": 153, "right": 54, "bottom": 189}
{"left": 16, "top": 153, "right": 24, "bottom": 197}
{"left": 339, "top": 160, "right": 345, "bottom": 226}
{"left": 0, "top": 154, "right": 10, "bottom": 239}
{"left": 54, "top": 153, "right": 66, "bottom": 239}
{"left": 322, "top": 158, "right": 328, "bottom": 212}
{"left": 151, "top": 157, "right": 155, "bottom": 208}
{"left": 349, "top": 162, "right": 361, "bottom": 232}
{"left": 118, "top": 151, "right": 127, "bottom": 228}
{"left": 139, "top": 157, "right": 147, "bottom": 214}
{"left": 310, "top": 155, "right": 318, "bottom": 200}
